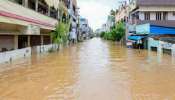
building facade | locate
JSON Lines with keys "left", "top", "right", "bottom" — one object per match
{"left": 0, "top": 0, "right": 78, "bottom": 63}
{"left": 79, "top": 17, "right": 91, "bottom": 39}
{"left": 127, "top": 0, "right": 175, "bottom": 56}
{"left": 115, "top": 1, "right": 129, "bottom": 23}
{"left": 129, "top": 0, "right": 175, "bottom": 26}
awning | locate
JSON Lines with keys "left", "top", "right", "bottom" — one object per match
{"left": 128, "top": 36, "right": 145, "bottom": 41}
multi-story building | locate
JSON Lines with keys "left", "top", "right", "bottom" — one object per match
{"left": 79, "top": 17, "right": 90, "bottom": 39}
{"left": 128, "top": 0, "right": 175, "bottom": 56}
{"left": 0, "top": 0, "right": 78, "bottom": 63}
{"left": 68, "top": 0, "right": 78, "bottom": 29}
{"left": 115, "top": 1, "right": 129, "bottom": 23}
{"left": 129, "top": 0, "right": 175, "bottom": 26}
{"left": 115, "top": 1, "right": 131, "bottom": 46}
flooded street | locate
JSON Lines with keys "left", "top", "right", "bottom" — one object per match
{"left": 0, "top": 38, "right": 175, "bottom": 100}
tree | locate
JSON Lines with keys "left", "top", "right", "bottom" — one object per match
{"left": 114, "top": 21, "right": 125, "bottom": 41}
{"left": 101, "top": 21, "right": 125, "bottom": 42}
{"left": 110, "top": 9, "right": 116, "bottom": 16}
{"left": 51, "top": 21, "right": 70, "bottom": 50}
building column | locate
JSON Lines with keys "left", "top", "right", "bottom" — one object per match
{"left": 148, "top": 38, "right": 151, "bottom": 51}
{"left": 41, "top": 35, "right": 44, "bottom": 45}
{"left": 48, "top": 6, "right": 51, "bottom": 16}
{"left": 27, "top": 35, "right": 31, "bottom": 47}
{"left": 172, "top": 45, "right": 175, "bottom": 64}
{"left": 23, "top": 0, "right": 28, "bottom": 8}
{"left": 14, "top": 35, "right": 18, "bottom": 49}
{"left": 35, "top": 0, "right": 39, "bottom": 12}
{"left": 50, "top": 35, "right": 52, "bottom": 44}
{"left": 157, "top": 41, "right": 163, "bottom": 63}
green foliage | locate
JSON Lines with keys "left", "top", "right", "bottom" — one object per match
{"left": 100, "top": 32, "right": 105, "bottom": 38}
{"left": 110, "top": 9, "right": 116, "bottom": 16}
{"left": 101, "top": 21, "right": 125, "bottom": 41}
{"left": 114, "top": 22, "right": 125, "bottom": 41}
{"left": 51, "top": 21, "right": 70, "bottom": 45}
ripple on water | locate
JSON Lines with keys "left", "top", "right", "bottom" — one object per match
{"left": 0, "top": 38, "right": 175, "bottom": 100}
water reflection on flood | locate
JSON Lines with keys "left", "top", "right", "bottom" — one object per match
{"left": 0, "top": 38, "right": 175, "bottom": 100}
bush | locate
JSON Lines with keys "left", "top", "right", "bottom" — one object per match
{"left": 101, "top": 21, "right": 125, "bottom": 41}
{"left": 115, "top": 22, "right": 125, "bottom": 41}
{"left": 100, "top": 32, "right": 105, "bottom": 38}
{"left": 51, "top": 21, "right": 70, "bottom": 45}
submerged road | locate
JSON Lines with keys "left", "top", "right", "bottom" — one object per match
{"left": 0, "top": 38, "right": 175, "bottom": 100}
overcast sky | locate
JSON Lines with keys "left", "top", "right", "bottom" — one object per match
{"left": 77, "top": 0, "right": 123, "bottom": 30}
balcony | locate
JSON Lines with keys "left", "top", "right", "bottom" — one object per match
{"left": 0, "top": 0, "right": 57, "bottom": 30}
{"left": 8, "top": 0, "right": 58, "bottom": 20}
{"left": 136, "top": 20, "right": 175, "bottom": 28}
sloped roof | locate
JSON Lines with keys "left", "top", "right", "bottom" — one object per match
{"left": 137, "top": 0, "right": 175, "bottom": 6}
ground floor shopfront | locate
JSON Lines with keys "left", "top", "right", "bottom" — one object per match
{"left": 0, "top": 35, "right": 52, "bottom": 52}
{"left": 0, "top": 34, "right": 58, "bottom": 64}
{"left": 128, "top": 23, "right": 175, "bottom": 56}
{"left": 148, "top": 37, "right": 175, "bottom": 57}
{"left": 0, "top": 22, "right": 57, "bottom": 64}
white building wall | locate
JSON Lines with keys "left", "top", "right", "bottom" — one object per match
{"left": 0, "top": 0, "right": 57, "bottom": 30}
{"left": 139, "top": 12, "right": 144, "bottom": 20}
{"left": 150, "top": 12, "right": 156, "bottom": 20}
{"left": 172, "top": 44, "right": 175, "bottom": 57}
{"left": 0, "top": 47, "right": 31, "bottom": 64}
{"left": 34, "top": 44, "right": 59, "bottom": 54}
{"left": 168, "top": 12, "right": 175, "bottom": 20}
{"left": 139, "top": 6, "right": 175, "bottom": 12}
{"left": 140, "top": 12, "right": 175, "bottom": 21}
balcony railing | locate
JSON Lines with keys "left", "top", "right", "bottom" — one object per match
{"left": 8, "top": 0, "right": 58, "bottom": 20}
{"left": 0, "top": 0, "right": 57, "bottom": 29}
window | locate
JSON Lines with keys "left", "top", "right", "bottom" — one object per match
{"left": 163, "top": 12, "right": 168, "bottom": 20}
{"left": 156, "top": 12, "right": 162, "bottom": 20}
{"left": 144, "top": 12, "right": 150, "bottom": 20}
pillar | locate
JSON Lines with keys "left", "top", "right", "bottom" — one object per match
{"left": 27, "top": 35, "right": 31, "bottom": 47}
{"left": 157, "top": 41, "right": 163, "bottom": 63}
{"left": 14, "top": 35, "right": 18, "bottom": 49}
{"left": 147, "top": 38, "right": 152, "bottom": 62}
{"left": 23, "top": 0, "right": 28, "bottom": 8}
{"left": 35, "top": 0, "right": 39, "bottom": 12}
{"left": 172, "top": 45, "right": 175, "bottom": 64}
{"left": 50, "top": 35, "right": 52, "bottom": 44}
{"left": 41, "top": 35, "right": 44, "bottom": 45}
{"left": 48, "top": 6, "right": 51, "bottom": 16}
{"left": 148, "top": 38, "right": 151, "bottom": 51}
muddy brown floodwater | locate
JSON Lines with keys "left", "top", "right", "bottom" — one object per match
{"left": 0, "top": 38, "right": 175, "bottom": 100}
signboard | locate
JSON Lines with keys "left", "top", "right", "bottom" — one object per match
{"left": 26, "top": 25, "right": 40, "bottom": 35}
{"left": 136, "top": 23, "right": 150, "bottom": 34}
